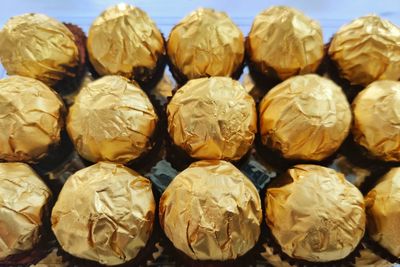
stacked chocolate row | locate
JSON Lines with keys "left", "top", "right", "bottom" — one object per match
{"left": 0, "top": 3, "right": 399, "bottom": 267}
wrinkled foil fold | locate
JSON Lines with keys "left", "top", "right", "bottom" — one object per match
{"left": 51, "top": 162, "right": 156, "bottom": 266}
{"left": 0, "top": 13, "right": 79, "bottom": 86}
{"left": 87, "top": 3, "right": 165, "bottom": 79}
{"left": 0, "top": 163, "right": 51, "bottom": 260}
{"left": 167, "top": 77, "right": 257, "bottom": 161}
{"left": 247, "top": 6, "right": 324, "bottom": 80}
{"left": 167, "top": 8, "right": 244, "bottom": 80}
{"left": 67, "top": 75, "right": 158, "bottom": 163}
{"left": 352, "top": 80, "right": 400, "bottom": 161}
{"left": 159, "top": 160, "right": 262, "bottom": 260}
{"left": 0, "top": 76, "right": 65, "bottom": 162}
{"left": 265, "top": 165, "right": 366, "bottom": 262}
{"left": 365, "top": 167, "right": 400, "bottom": 257}
{"left": 329, "top": 15, "right": 400, "bottom": 86}
{"left": 259, "top": 74, "right": 351, "bottom": 161}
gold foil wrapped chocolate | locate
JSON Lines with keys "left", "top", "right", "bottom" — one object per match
{"left": 353, "top": 244, "right": 392, "bottom": 267}
{"left": 0, "top": 162, "right": 51, "bottom": 260}
{"left": 159, "top": 160, "right": 262, "bottom": 260}
{"left": 167, "top": 8, "right": 244, "bottom": 80}
{"left": 0, "top": 76, "right": 65, "bottom": 162}
{"left": 51, "top": 162, "right": 156, "bottom": 265}
{"left": 352, "top": 80, "right": 400, "bottom": 161}
{"left": 247, "top": 6, "right": 324, "bottom": 80}
{"left": 259, "top": 74, "right": 351, "bottom": 161}
{"left": 365, "top": 167, "right": 400, "bottom": 257}
{"left": 329, "top": 15, "right": 400, "bottom": 86}
{"left": 87, "top": 3, "right": 165, "bottom": 80}
{"left": 0, "top": 13, "right": 79, "bottom": 86}
{"left": 67, "top": 75, "right": 158, "bottom": 163}
{"left": 167, "top": 77, "right": 257, "bottom": 161}
{"left": 266, "top": 165, "right": 366, "bottom": 262}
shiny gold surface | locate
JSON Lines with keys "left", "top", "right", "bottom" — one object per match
{"left": 0, "top": 13, "right": 79, "bottom": 86}
{"left": 265, "top": 165, "right": 366, "bottom": 262}
{"left": 261, "top": 243, "right": 294, "bottom": 267}
{"left": 0, "top": 76, "right": 65, "bottom": 163}
{"left": 167, "top": 8, "right": 244, "bottom": 80}
{"left": 352, "top": 80, "right": 400, "bottom": 161}
{"left": 0, "top": 163, "right": 51, "bottom": 260}
{"left": 159, "top": 160, "right": 262, "bottom": 260}
{"left": 167, "top": 77, "right": 257, "bottom": 161}
{"left": 329, "top": 15, "right": 400, "bottom": 86}
{"left": 247, "top": 6, "right": 324, "bottom": 80}
{"left": 259, "top": 74, "right": 351, "bottom": 161}
{"left": 51, "top": 162, "right": 156, "bottom": 266}
{"left": 365, "top": 167, "right": 400, "bottom": 257}
{"left": 87, "top": 3, "right": 165, "bottom": 79}
{"left": 67, "top": 75, "right": 158, "bottom": 164}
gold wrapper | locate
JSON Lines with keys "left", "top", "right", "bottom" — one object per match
{"left": 167, "top": 77, "right": 257, "bottom": 161}
{"left": 261, "top": 243, "right": 294, "bottom": 267}
{"left": 51, "top": 162, "right": 156, "bottom": 266}
{"left": 159, "top": 160, "right": 262, "bottom": 260}
{"left": 328, "top": 15, "right": 400, "bottom": 86}
{"left": 67, "top": 75, "right": 158, "bottom": 164}
{"left": 259, "top": 74, "right": 351, "bottom": 161}
{"left": 87, "top": 3, "right": 165, "bottom": 79}
{"left": 0, "top": 162, "right": 51, "bottom": 260}
{"left": 365, "top": 167, "right": 400, "bottom": 257}
{"left": 0, "top": 76, "right": 65, "bottom": 163}
{"left": 352, "top": 80, "right": 400, "bottom": 161}
{"left": 266, "top": 165, "right": 366, "bottom": 262}
{"left": 167, "top": 8, "right": 244, "bottom": 80}
{"left": 0, "top": 13, "right": 79, "bottom": 86}
{"left": 247, "top": 6, "right": 324, "bottom": 80}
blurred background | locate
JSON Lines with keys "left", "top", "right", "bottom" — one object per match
{"left": 1, "top": 0, "right": 400, "bottom": 76}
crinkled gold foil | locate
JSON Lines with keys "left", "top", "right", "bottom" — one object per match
{"left": 352, "top": 80, "right": 400, "bottom": 161}
{"left": 247, "top": 6, "right": 324, "bottom": 80}
{"left": 0, "top": 162, "right": 51, "bottom": 260}
{"left": 159, "top": 160, "right": 262, "bottom": 260}
{"left": 328, "top": 15, "right": 400, "bottom": 86}
{"left": 51, "top": 162, "right": 156, "bottom": 266}
{"left": 167, "top": 77, "right": 257, "bottom": 161}
{"left": 259, "top": 74, "right": 351, "bottom": 161}
{"left": 265, "top": 165, "right": 366, "bottom": 262}
{"left": 365, "top": 167, "right": 400, "bottom": 257}
{"left": 67, "top": 75, "right": 158, "bottom": 164}
{"left": 0, "top": 76, "right": 65, "bottom": 163}
{"left": 167, "top": 8, "right": 244, "bottom": 80}
{"left": 0, "top": 13, "right": 79, "bottom": 86}
{"left": 87, "top": 3, "right": 165, "bottom": 79}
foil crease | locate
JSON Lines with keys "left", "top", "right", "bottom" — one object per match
{"left": 247, "top": 6, "right": 324, "bottom": 80}
{"left": 167, "top": 8, "right": 244, "bottom": 80}
{"left": 0, "top": 163, "right": 51, "bottom": 260}
{"left": 365, "top": 167, "right": 400, "bottom": 257}
{"left": 0, "top": 76, "right": 65, "bottom": 162}
{"left": 67, "top": 75, "right": 158, "bottom": 164}
{"left": 259, "top": 74, "right": 351, "bottom": 161}
{"left": 167, "top": 77, "right": 257, "bottom": 161}
{"left": 159, "top": 160, "right": 262, "bottom": 260}
{"left": 51, "top": 162, "right": 156, "bottom": 266}
{"left": 352, "top": 80, "right": 400, "bottom": 162}
{"left": 87, "top": 3, "right": 165, "bottom": 79}
{"left": 265, "top": 165, "right": 366, "bottom": 262}
{"left": 0, "top": 13, "right": 79, "bottom": 86}
{"left": 328, "top": 15, "right": 400, "bottom": 86}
